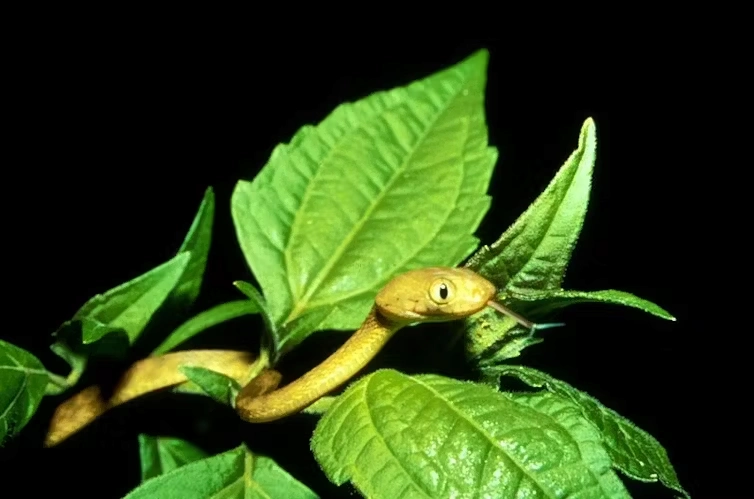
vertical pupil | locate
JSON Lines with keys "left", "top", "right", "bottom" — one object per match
{"left": 439, "top": 283, "right": 448, "bottom": 300}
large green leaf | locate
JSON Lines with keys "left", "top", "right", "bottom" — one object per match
{"left": 138, "top": 434, "right": 208, "bottom": 481}
{"left": 170, "top": 186, "right": 215, "bottom": 310}
{"left": 152, "top": 300, "right": 259, "bottom": 356}
{"left": 492, "top": 364, "right": 690, "bottom": 499}
{"left": 125, "top": 443, "right": 318, "bottom": 498}
{"left": 0, "top": 340, "right": 49, "bottom": 444}
{"left": 232, "top": 49, "right": 496, "bottom": 356}
{"left": 312, "top": 369, "right": 630, "bottom": 498}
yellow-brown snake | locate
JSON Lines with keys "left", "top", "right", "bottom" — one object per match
{"left": 45, "top": 267, "right": 545, "bottom": 444}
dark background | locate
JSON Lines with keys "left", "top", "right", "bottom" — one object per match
{"left": 1, "top": 25, "right": 737, "bottom": 499}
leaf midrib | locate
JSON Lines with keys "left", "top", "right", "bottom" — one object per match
{"left": 306, "top": 119, "right": 478, "bottom": 312}
{"left": 284, "top": 71, "right": 476, "bottom": 324}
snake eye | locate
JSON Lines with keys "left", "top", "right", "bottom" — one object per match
{"left": 429, "top": 278, "right": 454, "bottom": 304}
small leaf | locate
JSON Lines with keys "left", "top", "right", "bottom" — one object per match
{"left": 312, "top": 369, "right": 629, "bottom": 498}
{"left": 302, "top": 396, "right": 335, "bottom": 416}
{"left": 52, "top": 317, "right": 130, "bottom": 362}
{"left": 464, "top": 307, "right": 547, "bottom": 366}
{"left": 233, "top": 280, "right": 276, "bottom": 350}
{"left": 48, "top": 338, "right": 88, "bottom": 388}
{"left": 466, "top": 117, "right": 597, "bottom": 291}
{"left": 152, "top": 300, "right": 260, "bottom": 356}
{"left": 170, "top": 186, "right": 215, "bottom": 310}
{"left": 178, "top": 366, "right": 241, "bottom": 406}
{"left": 464, "top": 287, "right": 674, "bottom": 366}
{"left": 232, "top": 49, "right": 496, "bottom": 356}
{"left": 233, "top": 281, "right": 274, "bottom": 332}
{"left": 138, "top": 434, "right": 208, "bottom": 481}
{"left": 0, "top": 340, "right": 49, "bottom": 444}
{"left": 73, "top": 252, "right": 192, "bottom": 344}
{"left": 125, "top": 443, "right": 318, "bottom": 498}
{"left": 274, "top": 306, "right": 337, "bottom": 360}
{"left": 490, "top": 364, "right": 690, "bottom": 499}
{"left": 509, "top": 288, "right": 676, "bottom": 321}
{"left": 50, "top": 252, "right": 191, "bottom": 373}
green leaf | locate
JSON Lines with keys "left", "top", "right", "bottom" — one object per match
{"left": 464, "top": 287, "right": 674, "bottom": 366}
{"left": 48, "top": 337, "right": 88, "bottom": 388}
{"left": 490, "top": 364, "right": 690, "bottom": 499}
{"left": 50, "top": 252, "right": 191, "bottom": 374}
{"left": 0, "top": 340, "right": 49, "bottom": 444}
{"left": 273, "top": 306, "right": 338, "bottom": 360}
{"left": 233, "top": 280, "right": 275, "bottom": 334}
{"left": 178, "top": 366, "right": 241, "bottom": 406}
{"left": 233, "top": 280, "right": 276, "bottom": 351}
{"left": 462, "top": 118, "right": 609, "bottom": 365}
{"left": 508, "top": 288, "right": 676, "bottom": 321}
{"left": 138, "top": 434, "right": 208, "bottom": 481}
{"left": 48, "top": 252, "right": 192, "bottom": 390}
{"left": 125, "top": 443, "right": 318, "bottom": 498}
{"left": 74, "top": 252, "right": 192, "bottom": 344}
{"left": 232, "top": 49, "right": 496, "bottom": 355}
{"left": 466, "top": 117, "right": 597, "bottom": 291}
{"left": 464, "top": 307, "right": 547, "bottom": 366}
{"left": 52, "top": 317, "right": 130, "bottom": 359}
{"left": 466, "top": 118, "right": 597, "bottom": 289}
{"left": 312, "top": 369, "right": 630, "bottom": 498}
{"left": 170, "top": 186, "right": 215, "bottom": 310}
{"left": 302, "top": 395, "right": 335, "bottom": 416}
{"left": 152, "top": 300, "right": 260, "bottom": 356}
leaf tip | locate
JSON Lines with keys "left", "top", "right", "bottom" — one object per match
{"left": 472, "top": 47, "right": 490, "bottom": 62}
{"left": 231, "top": 280, "right": 249, "bottom": 292}
{"left": 458, "top": 48, "right": 490, "bottom": 74}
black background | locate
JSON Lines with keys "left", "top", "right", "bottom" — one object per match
{"left": 1, "top": 21, "right": 738, "bottom": 499}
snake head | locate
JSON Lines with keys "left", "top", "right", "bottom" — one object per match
{"left": 375, "top": 267, "right": 496, "bottom": 323}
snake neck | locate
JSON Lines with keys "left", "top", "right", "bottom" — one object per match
{"left": 234, "top": 306, "right": 404, "bottom": 422}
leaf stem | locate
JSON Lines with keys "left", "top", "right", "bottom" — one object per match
{"left": 45, "top": 372, "right": 71, "bottom": 396}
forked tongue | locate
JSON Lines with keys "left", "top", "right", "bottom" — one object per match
{"left": 487, "top": 300, "right": 565, "bottom": 332}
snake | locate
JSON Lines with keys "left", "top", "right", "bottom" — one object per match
{"left": 234, "top": 266, "right": 541, "bottom": 422}
{"left": 45, "top": 266, "right": 547, "bottom": 444}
